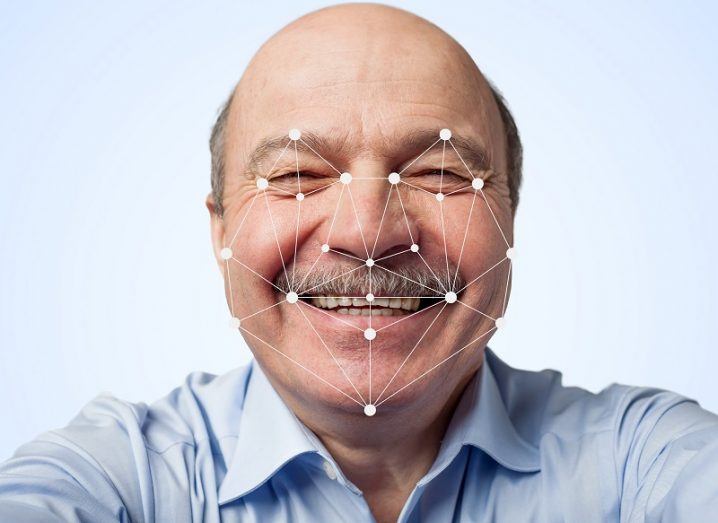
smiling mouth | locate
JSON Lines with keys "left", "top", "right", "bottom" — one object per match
{"left": 299, "top": 295, "right": 440, "bottom": 316}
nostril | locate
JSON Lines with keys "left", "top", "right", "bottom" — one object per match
{"left": 373, "top": 244, "right": 414, "bottom": 262}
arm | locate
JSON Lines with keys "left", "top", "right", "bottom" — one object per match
{"left": 0, "top": 395, "right": 153, "bottom": 522}
{"left": 615, "top": 388, "right": 718, "bottom": 522}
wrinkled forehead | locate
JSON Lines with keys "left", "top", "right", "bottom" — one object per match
{"left": 226, "top": 18, "right": 506, "bottom": 178}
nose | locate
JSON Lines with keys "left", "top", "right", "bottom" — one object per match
{"left": 327, "top": 164, "right": 418, "bottom": 263}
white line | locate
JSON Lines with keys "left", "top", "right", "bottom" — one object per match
{"left": 502, "top": 261, "right": 512, "bottom": 315}
{"left": 456, "top": 299, "right": 496, "bottom": 321}
{"left": 440, "top": 140, "right": 446, "bottom": 194}
{"left": 398, "top": 138, "right": 441, "bottom": 175}
{"left": 399, "top": 180, "right": 435, "bottom": 197}
{"left": 295, "top": 185, "right": 346, "bottom": 292}
{"left": 478, "top": 188, "right": 510, "bottom": 248}
{"left": 262, "top": 190, "right": 291, "bottom": 290}
{"left": 374, "top": 303, "right": 447, "bottom": 403}
{"left": 304, "top": 180, "right": 340, "bottom": 197}
{"left": 370, "top": 184, "right": 394, "bottom": 258}
{"left": 296, "top": 298, "right": 364, "bottom": 332}
{"left": 300, "top": 264, "right": 365, "bottom": 296}
{"left": 239, "top": 299, "right": 285, "bottom": 322}
{"left": 456, "top": 257, "right": 508, "bottom": 294}
{"left": 376, "top": 327, "right": 495, "bottom": 407}
{"left": 228, "top": 191, "right": 260, "bottom": 248}
{"left": 296, "top": 302, "right": 367, "bottom": 404}
{"left": 439, "top": 192, "right": 451, "bottom": 289}
{"left": 347, "top": 185, "right": 370, "bottom": 258}
{"left": 225, "top": 259, "right": 235, "bottom": 317}
{"left": 452, "top": 190, "right": 478, "bottom": 289}
{"left": 298, "top": 137, "right": 342, "bottom": 175}
{"left": 240, "top": 325, "right": 364, "bottom": 406}
{"left": 291, "top": 198, "right": 302, "bottom": 288}
{"left": 415, "top": 251, "right": 448, "bottom": 294}
{"left": 230, "top": 257, "right": 286, "bottom": 294}
{"left": 329, "top": 248, "right": 365, "bottom": 263}
{"left": 372, "top": 263, "right": 444, "bottom": 295}
{"left": 375, "top": 299, "right": 446, "bottom": 332}
{"left": 448, "top": 139, "right": 476, "bottom": 179}
{"left": 296, "top": 251, "right": 324, "bottom": 294}
{"left": 374, "top": 248, "right": 410, "bottom": 263}
{"left": 447, "top": 139, "right": 510, "bottom": 248}
{"left": 369, "top": 338, "right": 372, "bottom": 404}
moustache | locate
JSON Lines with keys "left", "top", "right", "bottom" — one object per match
{"left": 274, "top": 259, "right": 466, "bottom": 298}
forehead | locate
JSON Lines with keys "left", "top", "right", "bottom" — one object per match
{"left": 228, "top": 17, "right": 504, "bottom": 173}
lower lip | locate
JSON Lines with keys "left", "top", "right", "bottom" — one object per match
{"left": 294, "top": 299, "right": 444, "bottom": 331}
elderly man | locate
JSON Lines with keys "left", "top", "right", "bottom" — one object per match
{"left": 2, "top": 4, "right": 717, "bottom": 522}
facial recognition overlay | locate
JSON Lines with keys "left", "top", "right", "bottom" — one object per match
{"left": 222, "top": 128, "right": 512, "bottom": 416}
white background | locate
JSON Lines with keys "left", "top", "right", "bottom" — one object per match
{"left": 1, "top": 1, "right": 716, "bottom": 456}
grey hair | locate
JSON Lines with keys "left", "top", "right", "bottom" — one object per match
{"left": 209, "top": 83, "right": 522, "bottom": 217}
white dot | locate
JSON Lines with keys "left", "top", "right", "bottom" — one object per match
{"left": 340, "top": 172, "right": 353, "bottom": 184}
{"left": 495, "top": 317, "right": 505, "bottom": 329}
{"left": 220, "top": 247, "right": 233, "bottom": 260}
{"left": 296, "top": 192, "right": 304, "bottom": 201}
{"left": 365, "top": 258, "right": 374, "bottom": 267}
{"left": 506, "top": 247, "right": 515, "bottom": 259}
{"left": 472, "top": 177, "right": 484, "bottom": 190}
{"left": 288, "top": 128, "right": 301, "bottom": 141}
{"left": 286, "top": 292, "right": 299, "bottom": 304}
{"left": 256, "top": 178, "right": 269, "bottom": 190}
{"left": 436, "top": 193, "right": 445, "bottom": 202}
{"left": 365, "top": 293, "right": 374, "bottom": 302}
{"left": 364, "top": 404, "right": 377, "bottom": 417}
{"left": 410, "top": 244, "right": 419, "bottom": 253}
{"left": 229, "top": 316, "right": 241, "bottom": 329}
{"left": 388, "top": 172, "right": 400, "bottom": 185}
{"left": 445, "top": 291, "right": 457, "bottom": 304}
{"left": 321, "top": 243, "right": 330, "bottom": 253}
{"left": 364, "top": 328, "right": 376, "bottom": 341}
{"left": 440, "top": 128, "right": 452, "bottom": 140}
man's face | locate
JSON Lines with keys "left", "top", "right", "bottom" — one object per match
{"left": 214, "top": 10, "right": 513, "bottom": 417}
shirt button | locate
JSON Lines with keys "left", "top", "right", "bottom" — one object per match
{"left": 322, "top": 460, "right": 337, "bottom": 480}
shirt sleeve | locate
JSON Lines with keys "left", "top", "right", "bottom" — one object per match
{"left": 615, "top": 386, "right": 718, "bottom": 522}
{"left": 0, "top": 394, "right": 154, "bottom": 523}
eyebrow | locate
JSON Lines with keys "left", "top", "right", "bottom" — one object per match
{"left": 243, "top": 128, "right": 492, "bottom": 179}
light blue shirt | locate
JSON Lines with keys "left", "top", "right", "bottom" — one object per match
{"left": 1, "top": 348, "right": 717, "bottom": 522}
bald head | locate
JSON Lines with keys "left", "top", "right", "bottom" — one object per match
{"left": 210, "top": 3, "right": 521, "bottom": 216}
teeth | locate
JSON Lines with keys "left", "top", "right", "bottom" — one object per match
{"left": 307, "top": 295, "right": 422, "bottom": 314}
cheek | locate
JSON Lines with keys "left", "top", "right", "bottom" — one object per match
{"left": 444, "top": 194, "right": 509, "bottom": 279}
{"left": 401, "top": 190, "right": 510, "bottom": 285}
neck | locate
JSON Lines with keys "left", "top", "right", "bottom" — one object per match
{"left": 305, "top": 374, "right": 475, "bottom": 523}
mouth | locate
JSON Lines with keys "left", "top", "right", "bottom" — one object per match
{"left": 293, "top": 293, "right": 444, "bottom": 331}
{"left": 305, "top": 296, "right": 424, "bottom": 316}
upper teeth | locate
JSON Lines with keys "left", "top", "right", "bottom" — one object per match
{"left": 310, "top": 296, "right": 420, "bottom": 313}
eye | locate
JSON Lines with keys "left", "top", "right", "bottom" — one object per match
{"left": 271, "top": 170, "right": 321, "bottom": 182}
{"left": 419, "top": 169, "right": 464, "bottom": 179}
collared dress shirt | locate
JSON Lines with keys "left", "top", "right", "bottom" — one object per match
{"left": 1, "top": 348, "right": 717, "bottom": 522}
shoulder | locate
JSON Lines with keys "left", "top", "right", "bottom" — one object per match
{"left": 487, "top": 349, "right": 714, "bottom": 446}
{"left": 52, "top": 363, "right": 252, "bottom": 455}
{"left": 0, "top": 363, "right": 254, "bottom": 522}
{"left": 488, "top": 350, "right": 718, "bottom": 517}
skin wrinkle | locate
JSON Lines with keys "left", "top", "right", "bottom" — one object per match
{"left": 206, "top": 5, "right": 518, "bottom": 522}
{"left": 244, "top": 129, "right": 491, "bottom": 184}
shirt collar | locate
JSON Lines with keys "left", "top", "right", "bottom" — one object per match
{"left": 219, "top": 348, "right": 540, "bottom": 504}
{"left": 218, "top": 360, "right": 320, "bottom": 504}
{"left": 445, "top": 347, "right": 540, "bottom": 472}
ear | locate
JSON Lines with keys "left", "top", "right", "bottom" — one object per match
{"left": 206, "top": 193, "right": 227, "bottom": 276}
